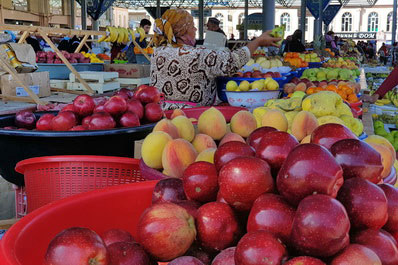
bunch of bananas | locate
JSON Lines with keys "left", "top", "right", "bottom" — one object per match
{"left": 380, "top": 91, "right": 398, "bottom": 107}
{"left": 97, "top": 26, "right": 146, "bottom": 44}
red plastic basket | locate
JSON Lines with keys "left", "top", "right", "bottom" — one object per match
{"left": 15, "top": 155, "right": 145, "bottom": 215}
{"left": 0, "top": 181, "right": 158, "bottom": 265}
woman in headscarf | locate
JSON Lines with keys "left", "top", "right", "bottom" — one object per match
{"left": 283, "top": 29, "right": 305, "bottom": 53}
{"left": 150, "top": 9, "right": 280, "bottom": 108}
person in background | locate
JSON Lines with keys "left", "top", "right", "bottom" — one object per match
{"left": 58, "top": 36, "right": 71, "bottom": 51}
{"left": 325, "top": 31, "right": 337, "bottom": 53}
{"left": 378, "top": 43, "right": 388, "bottom": 65}
{"left": 26, "top": 34, "right": 42, "bottom": 53}
{"left": 150, "top": 9, "right": 280, "bottom": 108}
{"left": 127, "top": 18, "right": 152, "bottom": 63}
{"left": 228, "top": 34, "right": 236, "bottom": 50}
{"left": 68, "top": 36, "right": 81, "bottom": 53}
{"left": 391, "top": 42, "right": 398, "bottom": 66}
{"left": 283, "top": 29, "right": 305, "bottom": 53}
{"left": 206, "top": 17, "right": 226, "bottom": 36}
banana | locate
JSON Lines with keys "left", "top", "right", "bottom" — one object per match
{"left": 123, "top": 28, "right": 129, "bottom": 43}
{"left": 109, "top": 27, "right": 118, "bottom": 43}
{"left": 116, "top": 27, "right": 124, "bottom": 43}
{"left": 97, "top": 31, "right": 108, "bottom": 42}
{"left": 136, "top": 27, "right": 146, "bottom": 42}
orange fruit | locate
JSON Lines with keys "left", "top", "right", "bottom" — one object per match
{"left": 307, "top": 87, "right": 315, "bottom": 94}
{"left": 348, "top": 94, "right": 359, "bottom": 103}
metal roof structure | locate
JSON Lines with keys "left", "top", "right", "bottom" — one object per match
{"left": 113, "top": 0, "right": 378, "bottom": 8}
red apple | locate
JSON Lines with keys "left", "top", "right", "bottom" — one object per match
{"left": 311, "top": 123, "right": 358, "bottom": 150}
{"left": 330, "top": 244, "right": 382, "bottom": 265}
{"left": 235, "top": 231, "right": 288, "bottom": 265}
{"left": 137, "top": 203, "right": 196, "bottom": 261}
{"left": 337, "top": 177, "right": 388, "bottom": 230}
{"left": 107, "top": 242, "right": 150, "bottom": 265}
{"left": 214, "top": 141, "right": 255, "bottom": 171}
{"left": 276, "top": 143, "right": 344, "bottom": 206}
{"left": 284, "top": 257, "right": 326, "bottom": 265}
{"left": 152, "top": 178, "right": 187, "bottom": 204}
{"left": 252, "top": 72, "right": 262, "bottom": 78}
{"left": 234, "top": 72, "right": 244, "bottom": 78}
{"left": 184, "top": 241, "right": 213, "bottom": 265}
{"left": 145, "top": 103, "right": 164, "bottom": 122}
{"left": 353, "top": 229, "right": 398, "bottom": 265}
{"left": 243, "top": 72, "right": 252, "bottom": 78}
{"left": 174, "top": 200, "right": 201, "bottom": 219}
{"left": 169, "top": 256, "right": 205, "bottom": 265}
{"left": 60, "top": 104, "right": 75, "bottom": 113}
{"left": 291, "top": 77, "right": 300, "bottom": 84}
{"left": 51, "top": 111, "right": 77, "bottom": 131}
{"left": 69, "top": 125, "right": 86, "bottom": 131}
{"left": 247, "top": 193, "right": 295, "bottom": 244}
{"left": 135, "top": 86, "right": 161, "bottom": 104}
{"left": 93, "top": 104, "right": 106, "bottom": 113}
{"left": 15, "top": 110, "right": 36, "bottom": 129}
{"left": 219, "top": 156, "right": 274, "bottom": 211}
{"left": 182, "top": 161, "right": 218, "bottom": 203}
{"left": 73, "top": 94, "right": 95, "bottom": 117}
{"left": 211, "top": 247, "right": 235, "bottom": 265}
{"left": 2, "top": 126, "right": 17, "bottom": 129}
{"left": 291, "top": 194, "right": 350, "bottom": 257}
{"left": 36, "top": 114, "right": 55, "bottom": 131}
{"left": 196, "top": 202, "right": 240, "bottom": 251}
{"left": 256, "top": 131, "right": 299, "bottom": 176}
{"left": 313, "top": 81, "right": 320, "bottom": 86}
{"left": 44, "top": 227, "right": 108, "bottom": 265}
{"left": 246, "top": 126, "right": 277, "bottom": 151}
{"left": 101, "top": 229, "right": 135, "bottom": 246}
{"left": 331, "top": 139, "right": 383, "bottom": 183}
{"left": 119, "top": 112, "right": 140, "bottom": 127}
{"left": 88, "top": 112, "right": 116, "bottom": 130}
{"left": 82, "top": 116, "right": 92, "bottom": 128}
{"left": 217, "top": 192, "right": 228, "bottom": 204}
{"left": 380, "top": 184, "right": 398, "bottom": 233}
{"left": 126, "top": 99, "right": 144, "bottom": 119}
{"left": 104, "top": 96, "right": 128, "bottom": 117}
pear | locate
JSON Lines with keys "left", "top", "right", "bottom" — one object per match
{"left": 266, "top": 79, "right": 279, "bottom": 91}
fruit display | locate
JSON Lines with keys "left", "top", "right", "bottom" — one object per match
{"left": 283, "top": 77, "right": 360, "bottom": 103}
{"left": 286, "top": 52, "right": 322, "bottom": 63}
{"left": 80, "top": 51, "right": 104, "bottom": 63}
{"left": 244, "top": 56, "right": 284, "bottom": 70}
{"left": 36, "top": 51, "right": 91, "bottom": 64}
{"left": 365, "top": 72, "right": 389, "bottom": 91}
{"left": 2, "top": 85, "right": 163, "bottom": 131}
{"left": 300, "top": 67, "right": 360, "bottom": 82}
{"left": 323, "top": 57, "right": 358, "bottom": 70}
{"left": 283, "top": 52, "right": 309, "bottom": 68}
{"left": 41, "top": 103, "right": 398, "bottom": 264}
{"left": 373, "top": 120, "right": 398, "bottom": 151}
{"left": 233, "top": 70, "right": 282, "bottom": 78}
{"left": 225, "top": 78, "right": 280, "bottom": 92}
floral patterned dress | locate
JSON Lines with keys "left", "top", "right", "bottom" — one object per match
{"left": 150, "top": 45, "right": 250, "bottom": 108}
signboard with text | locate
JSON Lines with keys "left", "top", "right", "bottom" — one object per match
{"left": 335, "top": 32, "right": 377, "bottom": 40}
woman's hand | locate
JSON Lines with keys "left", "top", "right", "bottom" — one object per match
{"left": 256, "top": 30, "right": 282, "bottom": 47}
{"left": 360, "top": 93, "right": 379, "bottom": 103}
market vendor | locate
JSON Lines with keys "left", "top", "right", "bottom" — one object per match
{"left": 361, "top": 67, "right": 398, "bottom": 103}
{"left": 150, "top": 9, "right": 280, "bottom": 108}
{"left": 127, "top": 19, "right": 152, "bottom": 63}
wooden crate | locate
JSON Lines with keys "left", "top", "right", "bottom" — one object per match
{"left": 50, "top": 80, "right": 68, "bottom": 90}
{"left": 69, "top": 71, "right": 119, "bottom": 83}
{"left": 66, "top": 81, "right": 120, "bottom": 94}
{"left": 117, "top": 77, "right": 151, "bottom": 88}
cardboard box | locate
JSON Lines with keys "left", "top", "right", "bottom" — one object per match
{"left": 104, "top": 64, "right": 150, "bottom": 78}
{"left": 1, "top": 72, "right": 51, "bottom": 98}
{"left": 0, "top": 43, "right": 37, "bottom": 74}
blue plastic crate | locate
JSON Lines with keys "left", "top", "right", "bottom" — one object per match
{"left": 216, "top": 76, "right": 288, "bottom": 102}
{"left": 37, "top": 63, "right": 104, "bottom": 80}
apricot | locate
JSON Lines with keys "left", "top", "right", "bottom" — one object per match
{"left": 162, "top": 139, "right": 198, "bottom": 178}
{"left": 291, "top": 111, "right": 319, "bottom": 141}
{"left": 367, "top": 142, "right": 395, "bottom": 179}
{"left": 141, "top": 131, "right": 172, "bottom": 169}
{"left": 230, "top": 110, "right": 257, "bottom": 138}
{"left": 170, "top": 109, "right": 186, "bottom": 119}
{"left": 171, "top": 116, "right": 195, "bottom": 142}
{"left": 365, "top": 135, "right": 396, "bottom": 160}
{"left": 261, "top": 109, "right": 288, "bottom": 132}
{"left": 192, "top": 134, "right": 217, "bottom": 153}
{"left": 198, "top": 107, "right": 227, "bottom": 140}
{"left": 301, "top": 135, "right": 311, "bottom": 144}
{"left": 153, "top": 119, "right": 179, "bottom": 139}
{"left": 219, "top": 132, "right": 245, "bottom": 146}
{"left": 195, "top": 148, "right": 217, "bottom": 164}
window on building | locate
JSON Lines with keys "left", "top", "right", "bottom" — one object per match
{"left": 12, "top": 0, "right": 28, "bottom": 11}
{"left": 238, "top": 13, "right": 244, "bottom": 25}
{"left": 50, "top": 0, "right": 63, "bottom": 15}
{"left": 280, "top": 13, "right": 290, "bottom": 32}
{"left": 298, "top": 17, "right": 308, "bottom": 32}
{"left": 368, "top": 12, "right": 378, "bottom": 32}
{"left": 341, "top": 12, "right": 352, "bottom": 32}
{"left": 215, "top": 13, "right": 224, "bottom": 31}
{"left": 387, "top": 12, "right": 393, "bottom": 32}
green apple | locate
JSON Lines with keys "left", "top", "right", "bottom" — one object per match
{"left": 238, "top": 80, "right": 250, "bottom": 91}
{"left": 251, "top": 80, "right": 264, "bottom": 91}
{"left": 226, "top": 80, "right": 238, "bottom": 91}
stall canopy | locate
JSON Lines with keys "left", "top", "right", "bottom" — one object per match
{"left": 76, "top": 0, "right": 116, "bottom": 20}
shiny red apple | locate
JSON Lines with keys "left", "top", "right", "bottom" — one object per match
{"left": 247, "top": 193, "right": 295, "bottom": 244}
{"left": 331, "top": 139, "right": 383, "bottom": 183}
{"left": 211, "top": 247, "right": 235, "bottom": 265}
{"left": 380, "top": 183, "right": 398, "bottom": 233}
{"left": 69, "top": 125, "right": 86, "bottom": 131}
{"left": 330, "top": 244, "right": 382, "bottom": 265}
{"left": 119, "top": 111, "right": 140, "bottom": 127}
{"left": 73, "top": 94, "right": 95, "bottom": 117}
{"left": 214, "top": 141, "right": 255, "bottom": 171}
{"left": 353, "top": 229, "right": 398, "bottom": 265}
{"left": 182, "top": 161, "right": 218, "bottom": 203}
{"left": 144, "top": 103, "right": 164, "bottom": 122}
{"left": 107, "top": 242, "right": 150, "bottom": 265}
{"left": 152, "top": 178, "right": 187, "bottom": 204}
{"left": 337, "top": 177, "right": 388, "bottom": 230}
{"left": 126, "top": 99, "right": 144, "bottom": 119}
{"left": 219, "top": 156, "right": 274, "bottom": 211}
{"left": 276, "top": 143, "right": 344, "bottom": 206}
{"left": 284, "top": 256, "right": 326, "bottom": 265}
{"left": 235, "top": 231, "right": 288, "bottom": 265}
{"left": 168, "top": 256, "right": 205, "bottom": 265}
{"left": 51, "top": 111, "right": 77, "bottom": 131}
{"left": 104, "top": 96, "right": 128, "bottom": 117}
{"left": 137, "top": 203, "right": 196, "bottom": 261}
{"left": 135, "top": 85, "right": 161, "bottom": 104}
{"left": 101, "top": 229, "right": 135, "bottom": 247}
{"left": 93, "top": 104, "right": 106, "bottom": 113}
{"left": 184, "top": 242, "right": 213, "bottom": 265}
{"left": 15, "top": 110, "right": 36, "bottom": 129}
{"left": 82, "top": 116, "right": 92, "bottom": 128}
{"left": 246, "top": 126, "right": 277, "bottom": 151}
{"left": 291, "top": 194, "right": 350, "bottom": 257}
{"left": 44, "top": 227, "right": 108, "bottom": 265}
{"left": 311, "top": 123, "right": 358, "bottom": 150}
{"left": 60, "top": 103, "right": 75, "bottom": 113}
{"left": 36, "top": 114, "right": 54, "bottom": 131}
{"left": 256, "top": 131, "right": 299, "bottom": 176}
{"left": 174, "top": 200, "right": 201, "bottom": 219}
{"left": 88, "top": 112, "right": 116, "bottom": 130}
{"left": 196, "top": 202, "right": 240, "bottom": 251}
